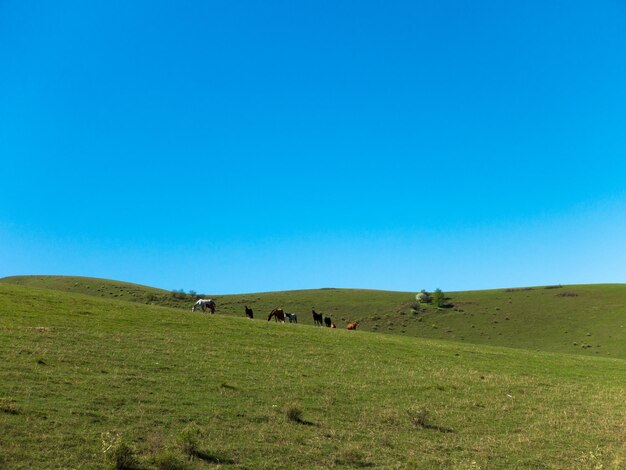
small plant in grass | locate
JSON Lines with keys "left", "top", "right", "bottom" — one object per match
{"left": 0, "top": 398, "right": 18, "bottom": 414}
{"left": 153, "top": 449, "right": 190, "bottom": 470}
{"left": 379, "top": 408, "right": 401, "bottom": 425}
{"left": 110, "top": 442, "right": 140, "bottom": 470}
{"left": 336, "top": 446, "right": 369, "bottom": 467}
{"left": 285, "top": 403, "right": 303, "bottom": 423}
{"left": 575, "top": 446, "right": 605, "bottom": 470}
{"left": 177, "top": 423, "right": 203, "bottom": 459}
{"left": 452, "top": 459, "right": 482, "bottom": 469}
{"left": 407, "top": 407, "right": 430, "bottom": 428}
{"left": 101, "top": 433, "right": 139, "bottom": 470}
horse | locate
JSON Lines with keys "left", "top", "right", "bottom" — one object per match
{"left": 312, "top": 309, "right": 323, "bottom": 326}
{"left": 268, "top": 308, "right": 285, "bottom": 323}
{"left": 331, "top": 322, "right": 337, "bottom": 328}
{"left": 324, "top": 316, "right": 332, "bottom": 327}
{"left": 346, "top": 321, "right": 360, "bottom": 330}
{"left": 192, "top": 299, "right": 216, "bottom": 314}
{"left": 245, "top": 305, "right": 254, "bottom": 319}
{"left": 286, "top": 313, "right": 297, "bottom": 323}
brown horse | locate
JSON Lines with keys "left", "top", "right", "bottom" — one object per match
{"left": 268, "top": 308, "right": 285, "bottom": 323}
{"left": 346, "top": 321, "right": 360, "bottom": 330}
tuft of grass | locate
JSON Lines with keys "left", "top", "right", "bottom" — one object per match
{"left": 176, "top": 423, "right": 202, "bottom": 460}
{"left": 111, "top": 442, "right": 139, "bottom": 470}
{"left": 152, "top": 449, "right": 190, "bottom": 470}
{"left": 407, "top": 406, "right": 430, "bottom": 429}
{"left": 101, "top": 432, "right": 140, "bottom": 469}
{"left": 0, "top": 398, "right": 19, "bottom": 415}
{"left": 378, "top": 408, "right": 402, "bottom": 426}
{"left": 336, "top": 446, "right": 372, "bottom": 467}
{"left": 285, "top": 403, "right": 303, "bottom": 423}
{"left": 407, "top": 406, "right": 454, "bottom": 433}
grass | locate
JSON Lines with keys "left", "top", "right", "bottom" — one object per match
{"left": 1, "top": 282, "right": 625, "bottom": 468}
{"left": 3, "top": 276, "right": 625, "bottom": 359}
{"left": 0, "top": 275, "right": 197, "bottom": 309}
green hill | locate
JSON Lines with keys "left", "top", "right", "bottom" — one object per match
{"left": 3, "top": 276, "right": 625, "bottom": 359}
{"left": 0, "top": 282, "right": 625, "bottom": 468}
{"left": 0, "top": 275, "right": 195, "bottom": 308}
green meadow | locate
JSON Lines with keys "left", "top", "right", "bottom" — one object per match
{"left": 1, "top": 277, "right": 625, "bottom": 468}
{"left": 5, "top": 276, "right": 625, "bottom": 359}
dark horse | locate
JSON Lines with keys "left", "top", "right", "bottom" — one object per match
{"left": 312, "top": 309, "right": 323, "bottom": 326}
{"left": 268, "top": 308, "right": 285, "bottom": 323}
{"left": 324, "top": 316, "right": 332, "bottom": 327}
{"left": 245, "top": 305, "right": 254, "bottom": 319}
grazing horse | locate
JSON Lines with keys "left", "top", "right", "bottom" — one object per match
{"left": 192, "top": 299, "right": 216, "bottom": 314}
{"left": 324, "top": 316, "right": 332, "bottom": 328}
{"left": 245, "top": 305, "right": 254, "bottom": 319}
{"left": 286, "top": 313, "right": 297, "bottom": 323}
{"left": 346, "top": 321, "right": 360, "bottom": 330}
{"left": 331, "top": 322, "right": 337, "bottom": 328}
{"left": 312, "top": 309, "right": 324, "bottom": 326}
{"left": 268, "top": 308, "right": 285, "bottom": 323}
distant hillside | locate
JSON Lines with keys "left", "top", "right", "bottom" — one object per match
{"left": 0, "top": 275, "right": 197, "bottom": 309}
{"left": 2, "top": 276, "right": 625, "bottom": 359}
{"left": 1, "top": 282, "right": 624, "bottom": 468}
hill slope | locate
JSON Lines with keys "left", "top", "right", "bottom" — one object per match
{"left": 0, "top": 275, "right": 193, "bottom": 308}
{"left": 3, "top": 275, "right": 626, "bottom": 359}
{"left": 1, "top": 282, "right": 625, "bottom": 468}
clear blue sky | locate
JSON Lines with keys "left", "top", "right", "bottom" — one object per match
{"left": 2, "top": 0, "right": 626, "bottom": 294}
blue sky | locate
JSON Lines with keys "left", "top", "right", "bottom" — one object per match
{"left": 1, "top": 0, "right": 626, "bottom": 294}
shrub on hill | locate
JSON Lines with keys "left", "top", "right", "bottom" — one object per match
{"left": 177, "top": 423, "right": 203, "bottom": 459}
{"left": 432, "top": 288, "right": 446, "bottom": 308}
{"left": 101, "top": 433, "right": 139, "bottom": 470}
{"left": 409, "top": 301, "right": 422, "bottom": 315}
{"left": 170, "top": 289, "right": 188, "bottom": 300}
{"left": 152, "top": 450, "right": 189, "bottom": 470}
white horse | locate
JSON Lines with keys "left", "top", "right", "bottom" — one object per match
{"left": 192, "top": 299, "right": 216, "bottom": 313}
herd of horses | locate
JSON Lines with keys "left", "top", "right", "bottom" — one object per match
{"left": 192, "top": 299, "right": 359, "bottom": 330}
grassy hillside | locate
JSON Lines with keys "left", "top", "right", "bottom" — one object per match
{"left": 1, "top": 283, "right": 625, "bottom": 468}
{"left": 3, "top": 276, "right": 625, "bottom": 359}
{"left": 214, "top": 284, "right": 626, "bottom": 359}
{"left": 0, "top": 275, "right": 197, "bottom": 309}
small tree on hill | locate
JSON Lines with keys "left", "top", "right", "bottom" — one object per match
{"left": 432, "top": 288, "right": 445, "bottom": 308}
